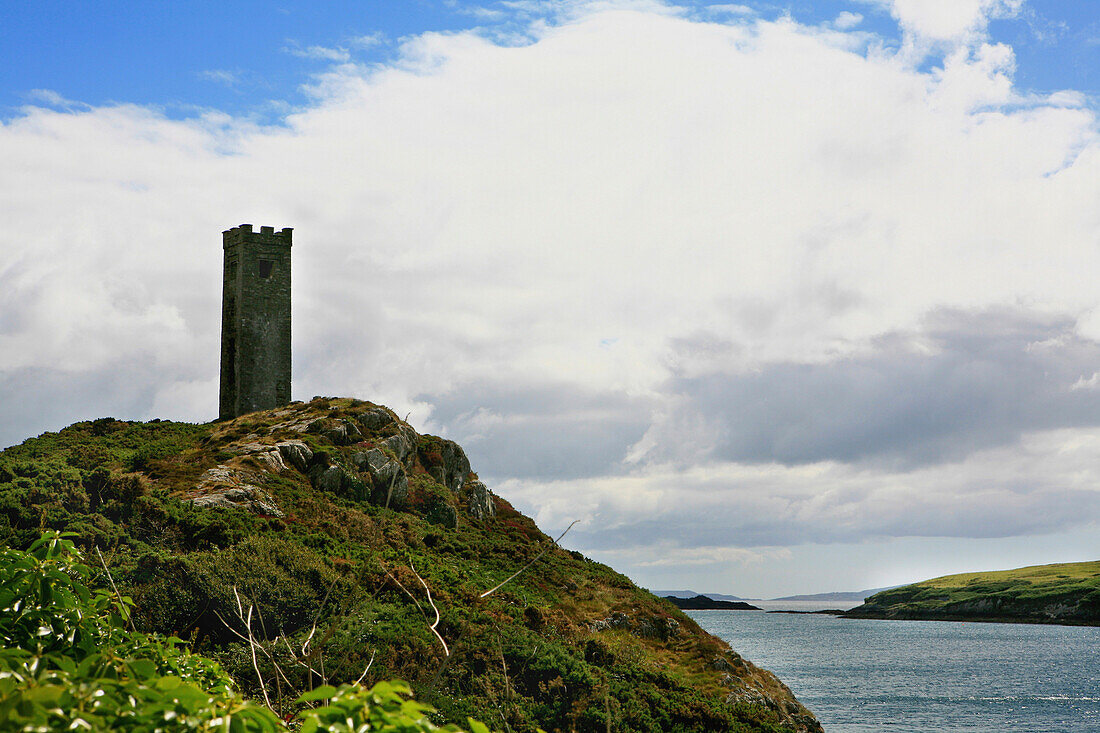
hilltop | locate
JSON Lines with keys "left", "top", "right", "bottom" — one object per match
{"left": 844, "top": 561, "right": 1100, "bottom": 626}
{"left": 0, "top": 397, "right": 821, "bottom": 732}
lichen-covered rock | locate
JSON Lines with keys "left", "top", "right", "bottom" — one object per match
{"left": 375, "top": 475, "right": 409, "bottom": 507}
{"left": 315, "top": 465, "right": 345, "bottom": 493}
{"left": 307, "top": 418, "right": 363, "bottom": 446}
{"left": 229, "top": 442, "right": 288, "bottom": 472}
{"left": 350, "top": 448, "right": 408, "bottom": 507}
{"left": 372, "top": 458, "right": 405, "bottom": 491}
{"left": 462, "top": 479, "right": 495, "bottom": 520}
{"left": 382, "top": 433, "right": 413, "bottom": 463}
{"left": 349, "top": 448, "right": 382, "bottom": 472}
{"left": 635, "top": 616, "right": 681, "bottom": 641}
{"left": 397, "top": 422, "right": 419, "bottom": 453}
{"left": 188, "top": 486, "right": 283, "bottom": 517}
{"left": 309, "top": 462, "right": 368, "bottom": 501}
{"left": 711, "top": 652, "right": 747, "bottom": 674}
{"left": 276, "top": 440, "right": 313, "bottom": 472}
{"left": 441, "top": 440, "right": 471, "bottom": 492}
{"left": 185, "top": 466, "right": 283, "bottom": 517}
{"left": 590, "top": 611, "right": 632, "bottom": 632}
{"left": 421, "top": 439, "right": 471, "bottom": 492}
{"left": 589, "top": 611, "right": 680, "bottom": 641}
{"left": 356, "top": 406, "right": 395, "bottom": 431}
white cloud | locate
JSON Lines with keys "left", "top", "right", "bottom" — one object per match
{"left": 833, "top": 11, "right": 863, "bottom": 30}
{"left": 857, "top": 0, "right": 1026, "bottom": 68}
{"left": 861, "top": 0, "right": 1023, "bottom": 43}
{"left": 349, "top": 32, "right": 387, "bottom": 49}
{"left": 502, "top": 427, "right": 1100, "bottom": 553}
{"left": 451, "top": 4, "right": 508, "bottom": 21}
{"left": 24, "top": 89, "right": 86, "bottom": 108}
{"left": 1071, "top": 372, "right": 1100, "bottom": 391}
{"left": 198, "top": 69, "right": 240, "bottom": 87}
{"left": 606, "top": 544, "right": 791, "bottom": 568}
{"left": 285, "top": 43, "right": 352, "bottom": 62}
{"left": 704, "top": 4, "right": 755, "bottom": 16}
{"left": 3, "top": 8, "right": 1097, "bottom": 423}
{"left": 909, "top": 0, "right": 1021, "bottom": 38}
{"left": 1, "top": 5, "right": 1098, "bottom": 591}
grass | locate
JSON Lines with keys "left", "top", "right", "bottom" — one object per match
{"left": 848, "top": 561, "right": 1100, "bottom": 625}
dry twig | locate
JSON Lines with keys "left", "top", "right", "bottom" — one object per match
{"left": 234, "top": 587, "right": 273, "bottom": 710}
{"left": 94, "top": 546, "right": 136, "bottom": 632}
{"left": 496, "top": 634, "right": 515, "bottom": 733}
{"left": 410, "top": 561, "right": 449, "bottom": 657}
{"left": 354, "top": 649, "right": 377, "bottom": 686}
{"left": 480, "top": 520, "right": 579, "bottom": 599}
{"left": 384, "top": 462, "right": 400, "bottom": 510}
{"left": 385, "top": 563, "right": 448, "bottom": 658}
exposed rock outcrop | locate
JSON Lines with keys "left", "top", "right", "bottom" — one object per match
{"left": 276, "top": 440, "right": 313, "bottom": 472}
{"left": 420, "top": 438, "right": 470, "bottom": 492}
{"left": 185, "top": 466, "right": 283, "bottom": 517}
{"left": 713, "top": 652, "right": 825, "bottom": 733}
{"left": 350, "top": 448, "right": 409, "bottom": 507}
{"left": 461, "top": 478, "right": 495, "bottom": 520}
{"left": 307, "top": 417, "right": 363, "bottom": 446}
{"left": 308, "top": 459, "right": 368, "bottom": 501}
{"left": 229, "top": 442, "right": 288, "bottom": 472}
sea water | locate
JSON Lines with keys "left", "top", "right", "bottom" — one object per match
{"left": 688, "top": 608, "right": 1100, "bottom": 732}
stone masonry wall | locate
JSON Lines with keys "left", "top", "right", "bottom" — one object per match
{"left": 219, "top": 224, "right": 293, "bottom": 420}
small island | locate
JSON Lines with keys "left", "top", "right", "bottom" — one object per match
{"left": 664, "top": 595, "right": 762, "bottom": 611}
{"left": 844, "top": 561, "right": 1100, "bottom": 626}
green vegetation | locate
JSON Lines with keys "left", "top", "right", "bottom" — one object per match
{"left": 0, "top": 531, "right": 493, "bottom": 732}
{"left": 0, "top": 399, "right": 821, "bottom": 732}
{"left": 846, "top": 561, "right": 1100, "bottom": 625}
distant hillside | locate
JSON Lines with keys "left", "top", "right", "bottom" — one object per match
{"left": 664, "top": 595, "right": 762, "bottom": 611}
{"left": 654, "top": 590, "right": 751, "bottom": 602}
{"left": 655, "top": 587, "right": 903, "bottom": 604}
{"left": 845, "top": 562, "right": 1100, "bottom": 626}
{"left": 770, "top": 586, "right": 902, "bottom": 603}
{"left": 0, "top": 397, "right": 821, "bottom": 732}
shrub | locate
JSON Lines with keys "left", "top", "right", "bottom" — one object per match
{"left": 0, "top": 532, "right": 280, "bottom": 731}
{"left": 0, "top": 532, "right": 503, "bottom": 733}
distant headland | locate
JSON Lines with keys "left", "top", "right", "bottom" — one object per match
{"left": 663, "top": 595, "right": 762, "bottom": 611}
{"left": 843, "top": 561, "right": 1100, "bottom": 626}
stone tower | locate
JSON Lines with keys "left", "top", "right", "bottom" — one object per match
{"left": 219, "top": 224, "right": 293, "bottom": 420}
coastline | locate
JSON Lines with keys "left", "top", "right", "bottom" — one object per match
{"left": 839, "top": 611, "right": 1100, "bottom": 627}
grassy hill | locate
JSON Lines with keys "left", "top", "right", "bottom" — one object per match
{"left": 845, "top": 561, "right": 1100, "bottom": 625}
{"left": 0, "top": 397, "right": 821, "bottom": 732}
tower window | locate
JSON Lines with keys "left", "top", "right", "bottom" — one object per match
{"left": 258, "top": 259, "right": 275, "bottom": 279}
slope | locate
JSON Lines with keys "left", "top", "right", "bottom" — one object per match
{"left": 0, "top": 397, "right": 821, "bottom": 732}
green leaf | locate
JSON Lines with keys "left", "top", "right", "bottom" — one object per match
{"left": 297, "top": 685, "right": 339, "bottom": 703}
{"left": 125, "top": 659, "right": 157, "bottom": 680}
{"left": 21, "top": 684, "right": 64, "bottom": 704}
{"left": 153, "top": 675, "right": 182, "bottom": 692}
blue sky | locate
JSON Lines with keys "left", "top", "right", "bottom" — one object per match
{"left": 2, "top": 1, "right": 1097, "bottom": 121}
{"left": 2, "top": 0, "right": 1099, "bottom": 597}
